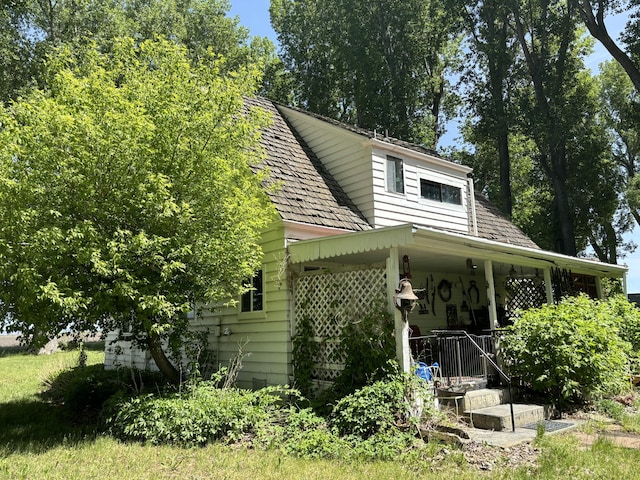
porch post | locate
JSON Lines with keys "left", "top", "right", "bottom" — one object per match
{"left": 595, "top": 276, "right": 603, "bottom": 299}
{"left": 387, "top": 247, "right": 410, "bottom": 373}
{"left": 543, "top": 268, "right": 554, "bottom": 304}
{"left": 484, "top": 259, "right": 498, "bottom": 330}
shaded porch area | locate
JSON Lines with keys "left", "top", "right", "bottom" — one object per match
{"left": 287, "top": 223, "right": 628, "bottom": 383}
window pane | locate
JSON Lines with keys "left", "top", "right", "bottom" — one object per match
{"left": 442, "top": 185, "right": 462, "bottom": 205}
{"left": 252, "top": 269, "right": 263, "bottom": 311}
{"left": 420, "top": 179, "right": 441, "bottom": 201}
{"left": 386, "top": 156, "right": 404, "bottom": 193}
{"left": 241, "top": 287, "right": 251, "bottom": 312}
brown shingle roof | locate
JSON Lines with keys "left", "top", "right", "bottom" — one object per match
{"left": 247, "top": 97, "right": 371, "bottom": 232}
{"left": 474, "top": 193, "right": 540, "bottom": 249}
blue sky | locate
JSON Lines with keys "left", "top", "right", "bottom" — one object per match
{"left": 228, "top": 1, "right": 640, "bottom": 292}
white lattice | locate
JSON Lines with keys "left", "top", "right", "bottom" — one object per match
{"left": 294, "top": 267, "right": 387, "bottom": 381}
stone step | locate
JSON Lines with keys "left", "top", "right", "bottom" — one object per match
{"left": 467, "top": 404, "right": 545, "bottom": 431}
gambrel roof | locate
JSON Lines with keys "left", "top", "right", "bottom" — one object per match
{"left": 250, "top": 96, "right": 539, "bottom": 250}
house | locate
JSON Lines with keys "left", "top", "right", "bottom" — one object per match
{"left": 104, "top": 97, "right": 628, "bottom": 389}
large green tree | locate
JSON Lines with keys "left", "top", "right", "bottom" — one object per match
{"left": 0, "top": 0, "right": 279, "bottom": 104}
{"left": 270, "top": 0, "right": 459, "bottom": 148}
{"left": 455, "top": 0, "right": 518, "bottom": 217}
{"left": 0, "top": 39, "right": 275, "bottom": 383}
{"left": 577, "top": 0, "right": 640, "bottom": 92}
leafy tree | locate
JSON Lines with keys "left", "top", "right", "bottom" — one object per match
{"left": 454, "top": 0, "right": 519, "bottom": 217}
{"left": 0, "top": 39, "right": 275, "bottom": 383}
{"left": 600, "top": 60, "right": 640, "bottom": 229}
{"left": 0, "top": 0, "right": 280, "bottom": 104}
{"left": 270, "top": 0, "right": 460, "bottom": 148}
{"left": 577, "top": 0, "right": 640, "bottom": 93}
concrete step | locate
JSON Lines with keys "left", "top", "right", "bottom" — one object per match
{"left": 437, "top": 388, "right": 509, "bottom": 413}
{"left": 467, "top": 404, "right": 545, "bottom": 431}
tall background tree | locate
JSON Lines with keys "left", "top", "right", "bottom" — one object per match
{"left": 270, "top": 0, "right": 460, "bottom": 148}
{"left": 0, "top": 0, "right": 281, "bottom": 105}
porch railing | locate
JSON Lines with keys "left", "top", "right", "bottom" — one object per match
{"left": 410, "top": 330, "right": 498, "bottom": 384}
{"left": 411, "top": 329, "right": 516, "bottom": 432}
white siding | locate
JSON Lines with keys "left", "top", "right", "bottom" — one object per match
{"left": 279, "top": 108, "right": 376, "bottom": 225}
{"left": 200, "top": 221, "right": 291, "bottom": 388}
{"left": 372, "top": 148, "right": 470, "bottom": 232}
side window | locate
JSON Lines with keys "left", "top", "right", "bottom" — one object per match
{"left": 386, "top": 155, "right": 404, "bottom": 194}
{"left": 420, "top": 179, "right": 462, "bottom": 205}
{"left": 241, "top": 269, "right": 263, "bottom": 312}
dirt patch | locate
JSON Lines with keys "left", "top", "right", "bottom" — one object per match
{"left": 461, "top": 441, "right": 540, "bottom": 471}
{"left": 571, "top": 424, "right": 640, "bottom": 449}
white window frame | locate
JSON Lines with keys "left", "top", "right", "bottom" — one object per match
{"left": 417, "top": 175, "right": 465, "bottom": 210}
{"left": 386, "top": 155, "right": 405, "bottom": 194}
{"left": 240, "top": 269, "right": 263, "bottom": 313}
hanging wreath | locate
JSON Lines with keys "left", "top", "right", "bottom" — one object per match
{"left": 437, "top": 279, "right": 452, "bottom": 302}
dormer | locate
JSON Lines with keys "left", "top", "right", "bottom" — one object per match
{"left": 371, "top": 141, "right": 473, "bottom": 233}
{"left": 277, "top": 104, "right": 475, "bottom": 235}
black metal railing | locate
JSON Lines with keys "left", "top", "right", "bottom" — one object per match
{"left": 411, "top": 329, "right": 516, "bottom": 432}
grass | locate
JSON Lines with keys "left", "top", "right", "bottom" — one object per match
{"left": 2, "top": 348, "right": 640, "bottom": 479}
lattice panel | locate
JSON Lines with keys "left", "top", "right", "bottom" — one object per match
{"left": 294, "top": 267, "right": 387, "bottom": 381}
{"left": 505, "top": 277, "right": 546, "bottom": 315}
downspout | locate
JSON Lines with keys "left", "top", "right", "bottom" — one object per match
{"left": 468, "top": 178, "right": 479, "bottom": 236}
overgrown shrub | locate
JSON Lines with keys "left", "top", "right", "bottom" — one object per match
{"left": 42, "top": 363, "right": 166, "bottom": 420}
{"left": 500, "top": 294, "right": 632, "bottom": 410}
{"left": 255, "top": 407, "right": 349, "bottom": 459}
{"left": 328, "top": 301, "right": 396, "bottom": 401}
{"left": 330, "top": 369, "right": 433, "bottom": 439}
{"left": 605, "top": 294, "right": 640, "bottom": 372}
{"left": 291, "top": 313, "right": 319, "bottom": 399}
{"left": 106, "top": 382, "right": 291, "bottom": 445}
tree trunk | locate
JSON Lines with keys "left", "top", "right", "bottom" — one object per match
{"left": 550, "top": 145, "right": 577, "bottom": 256}
{"left": 147, "top": 330, "right": 181, "bottom": 385}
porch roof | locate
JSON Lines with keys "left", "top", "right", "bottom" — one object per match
{"left": 287, "top": 224, "right": 627, "bottom": 278}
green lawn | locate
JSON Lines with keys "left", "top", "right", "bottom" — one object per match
{"left": 1, "top": 347, "right": 640, "bottom": 479}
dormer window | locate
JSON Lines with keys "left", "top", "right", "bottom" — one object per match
{"left": 420, "top": 179, "right": 462, "bottom": 205}
{"left": 386, "top": 155, "right": 404, "bottom": 194}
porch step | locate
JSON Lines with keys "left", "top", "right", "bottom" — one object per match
{"left": 467, "top": 404, "right": 545, "bottom": 431}
{"left": 437, "top": 388, "right": 509, "bottom": 412}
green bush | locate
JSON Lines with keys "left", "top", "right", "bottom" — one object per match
{"left": 256, "top": 407, "right": 349, "bottom": 459}
{"left": 500, "top": 294, "right": 631, "bottom": 409}
{"left": 323, "top": 302, "right": 396, "bottom": 405}
{"left": 42, "top": 363, "right": 166, "bottom": 419}
{"left": 106, "top": 382, "right": 290, "bottom": 445}
{"left": 605, "top": 294, "right": 640, "bottom": 373}
{"left": 329, "top": 371, "right": 431, "bottom": 439}
{"left": 42, "top": 364, "right": 121, "bottom": 414}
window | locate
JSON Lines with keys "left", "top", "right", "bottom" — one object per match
{"left": 386, "top": 155, "right": 404, "bottom": 194}
{"left": 241, "top": 269, "right": 263, "bottom": 312}
{"left": 420, "top": 179, "right": 462, "bottom": 205}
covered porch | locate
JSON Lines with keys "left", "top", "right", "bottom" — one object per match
{"left": 287, "top": 223, "right": 628, "bottom": 381}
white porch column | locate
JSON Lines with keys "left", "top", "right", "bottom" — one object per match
{"left": 387, "top": 247, "right": 410, "bottom": 373}
{"left": 543, "top": 268, "right": 554, "bottom": 304}
{"left": 484, "top": 259, "right": 498, "bottom": 329}
{"left": 595, "top": 276, "right": 604, "bottom": 299}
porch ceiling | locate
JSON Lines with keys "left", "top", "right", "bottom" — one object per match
{"left": 287, "top": 224, "right": 628, "bottom": 278}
